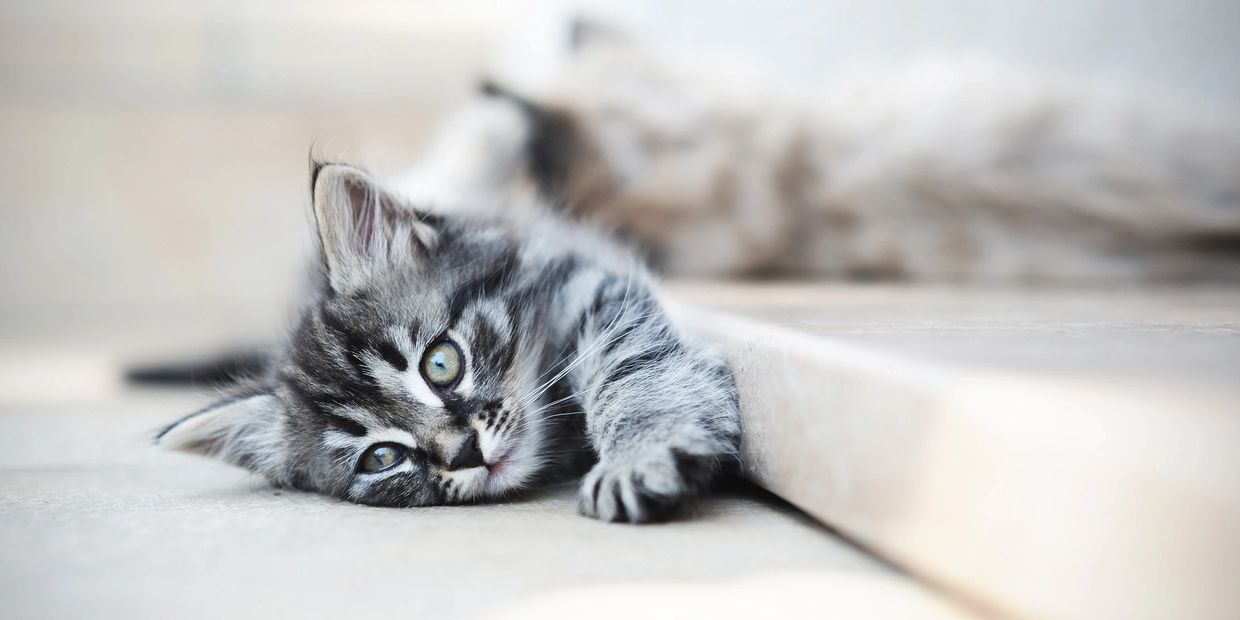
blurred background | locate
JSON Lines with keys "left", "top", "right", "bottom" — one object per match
{"left": 1, "top": 0, "right": 1238, "bottom": 383}
{"left": 2, "top": 5, "right": 1239, "bottom": 619}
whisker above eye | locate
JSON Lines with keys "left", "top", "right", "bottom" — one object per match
{"left": 531, "top": 410, "right": 587, "bottom": 422}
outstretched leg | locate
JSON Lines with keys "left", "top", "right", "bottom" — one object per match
{"left": 559, "top": 273, "right": 741, "bottom": 522}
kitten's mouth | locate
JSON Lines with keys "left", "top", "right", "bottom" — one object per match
{"left": 485, "top": 451, "right": 512, "bottom": 477}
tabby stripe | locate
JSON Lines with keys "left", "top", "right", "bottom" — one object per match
{"left": 325, "top": 412, "right": 368, "bottom": 437}
{"left": 320, "top": 310, "right": 377, "bottom": 383}
{"left": 600, "top": 318, "right": 642, "bottom": 356}
{"left": 283, "top": 379, "right": 370, "bottom": 437}
{"left": 448, "top": 245, "right": 520, "bottom": 324}
{"left": 294, "top": 350, "right": 384, "bottom": 406}
{"left": 603, "top": 348, "right": 669, "bottom": 390}
{"left": 375, "top": 340, "right": 408, "bottom": 371}
{"left": 570, "top": 274, "right": 618, "bottom": 344}
{"left": 539, "top": 256, "right": 581, "bottom": 293}
{"left": 590, "top": 274, "right": 618, "bottom": 316}
{"left": 473, "top": 319, "right": 503, "bottom": 359}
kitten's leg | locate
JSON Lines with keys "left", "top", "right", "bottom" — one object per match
{"left": 564, "top": 274, "right": 741, "bottom": 523}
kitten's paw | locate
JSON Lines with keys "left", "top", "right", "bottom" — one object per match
{"left": 577, "top": 448, "right": 717, "bottom": 523}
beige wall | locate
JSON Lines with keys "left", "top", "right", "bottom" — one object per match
{"left": 0, "top": 1, "right": 512, "bottom": 349}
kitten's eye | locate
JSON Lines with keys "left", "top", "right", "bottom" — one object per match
{"left": 421, "top": 340, "right": 462, "bottom": 387}
{"left": 359, "top": 443, "right": 405, "bottom": 473}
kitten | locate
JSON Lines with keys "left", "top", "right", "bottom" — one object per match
{"left": 401, "top": 28, "right": 1240, "bottom": 282}
{"left": 157, "top": 162, "right": 741, "bottom": 523}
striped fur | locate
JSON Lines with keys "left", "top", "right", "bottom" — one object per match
{"left": 158, "top": 163, "right": 740, "bottom": 522}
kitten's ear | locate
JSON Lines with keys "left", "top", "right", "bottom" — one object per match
{"left": 311, "top": 163, "right": 436, "bottom": 294}
{"left": 156, "top": 390, "right": 287, "bottom": 480}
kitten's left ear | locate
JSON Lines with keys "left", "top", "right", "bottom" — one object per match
{"left": 157, "top": 390, "right": 288, "bottom": 481}
{"left": 311, "top": 163, "right": 437, "bottom": 294}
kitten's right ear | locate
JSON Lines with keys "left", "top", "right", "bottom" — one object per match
{"left": 311, "top": 163, "right": 436, "bottom": 294}
{"left": 157, "top": 390, "right": 287, "bottom": 480}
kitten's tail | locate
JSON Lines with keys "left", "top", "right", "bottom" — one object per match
{"left": 125, "top": 350, "right": 269, "bottom": 387}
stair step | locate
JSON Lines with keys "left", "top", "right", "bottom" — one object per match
{"left": 668, "top": 283, "right": 1240, "bottom": 620}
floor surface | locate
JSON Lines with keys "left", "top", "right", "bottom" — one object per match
{"left": 0, "top": 389, "right": 972, "bottom": 620}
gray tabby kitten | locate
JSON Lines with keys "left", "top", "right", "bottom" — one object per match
{"left": 157, "top": 162, "right": 740, "bottom": 523}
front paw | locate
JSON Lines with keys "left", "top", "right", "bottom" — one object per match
{"left": 578, "top": 448, "right": 717, "bottom": 523}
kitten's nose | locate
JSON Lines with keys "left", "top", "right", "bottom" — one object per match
{"left": 445, "top": 431, "right": 485, "bottom": 470}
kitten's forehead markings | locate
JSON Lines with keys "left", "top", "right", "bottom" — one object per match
{"left": 332, "top": 404, "right": 384, "bottom": 429}
{"left": 322, "top": 426, "right": 418, "bottom": 451}
{"left": 357, "top": 344, "right": 434, "bottom": 407}
{"left": 365, "top": 428, "right": 419, "bottom": 448}
{"left": 382, "top": 324, "right": 411, "bottom": 351}
{"left": 323, "top": 429, "right": 365, "bottom": 450}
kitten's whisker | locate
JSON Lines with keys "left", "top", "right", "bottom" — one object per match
{"left": 519, "top": 273, "right": 635, "bottom": 399}
{"left": 515, "top": 292, "right": 663, "bottom": 411}
{"left": 532, "top": 410, "right": 586, "bottom": 422}
{"left": 528, "top": 382, "right": 597, "bottom": 412}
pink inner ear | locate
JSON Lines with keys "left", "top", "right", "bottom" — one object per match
{"left": 346, "top": 179, "right": 377, "bottom": 254}
{"left": 343, "top": 177, "right": 410, "bottom": 258}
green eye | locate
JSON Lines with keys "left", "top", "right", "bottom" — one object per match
{"left": 421, "top": 340, "right": 462, "bottom": 387}
{"left": 359, "top": 444, "right": 405, "bottom": 473}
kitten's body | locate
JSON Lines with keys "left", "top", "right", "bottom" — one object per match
{"left": 404, "top": 37, "right": 1240, "bottom": 282}
{"left": 159, "top": 164, "right": 740, "bottom": 522}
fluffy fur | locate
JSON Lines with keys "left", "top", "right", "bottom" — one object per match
{"left": 158, "top": 163, "right": 740, "bottom": 523}
{"left": 403, "top": 31, "right": 1240, "bottom": 282}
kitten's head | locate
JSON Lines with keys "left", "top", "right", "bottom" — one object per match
{"left": 158, "top": 163, "right": 556, "bottom": 506}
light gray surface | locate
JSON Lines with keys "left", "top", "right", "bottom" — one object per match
{"left": 0, "top": 390, "right": 972, "bottom": 620}
{"left": 673, "top": 284, "right": 1240, "bottom": 384}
